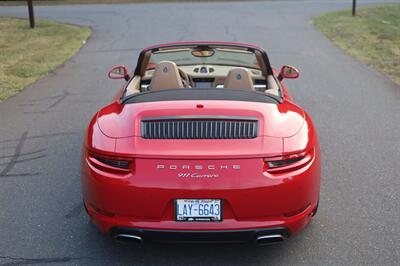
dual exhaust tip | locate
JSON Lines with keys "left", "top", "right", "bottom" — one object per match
{"left": 113, "top": 233, "right": 285, "bottom": 246}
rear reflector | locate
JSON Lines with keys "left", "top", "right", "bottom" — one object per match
{"left": 89, "top": 203, "right": 115, "bottom": 217}
{"left": 283, "top": 203, "right": 310, "bottom": 217}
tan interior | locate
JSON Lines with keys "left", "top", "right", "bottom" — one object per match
{"left": 266, "top": 75, "right": 279, "bottom": 96}
{"left": 223, "top": 68, "right": 254, "bottom": 91}
{"left": 149, "top": 61, "right": 184, "bottom": 91}
{"left": 125, "top": 75, "right": 141, "bottom": 96}
{"left": 255, "top": 50, "right": 268, "bottom": 75}
{"left": 140, "top": 51, "right": 152, "bottom": 76}
{"left": 125, "top": 61, "right": 281, "bottom": 97}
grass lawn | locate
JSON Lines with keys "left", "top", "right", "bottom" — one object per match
{"left": 0, "top": 0, "right": 253, "bottom": 6}
{"left": 0, "top": 18, "right": 90, "bottom": 102}
{"left": 314, "top": 4, "right": 400, "bottom": 86}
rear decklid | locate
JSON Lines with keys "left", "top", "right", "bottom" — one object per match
{"left": 96, "top": 93, "right": 304, "bottom": 158}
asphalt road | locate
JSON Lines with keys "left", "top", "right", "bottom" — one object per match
{"left": 1, "top": 0, "right": 400, "bottom": 265}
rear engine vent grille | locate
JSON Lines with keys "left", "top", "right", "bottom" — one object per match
{"left": 141, "top": 117, "right": 258, "bottom": 139}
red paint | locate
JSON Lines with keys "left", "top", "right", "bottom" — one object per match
{"left": 278, "top": 65, "right": 300, "bottom": 81}
{"left": 82, "top": 42, "right": 320, "bottom": 241}
{"left": 107, "top": 65, "right": 129, "bottom": 80}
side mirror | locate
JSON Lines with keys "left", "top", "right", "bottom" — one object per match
{"left": 278, "top": 65, "right": 300, "bottom": 81}
{"left": 108, "top": 65, "right": 130, "bottom": 81}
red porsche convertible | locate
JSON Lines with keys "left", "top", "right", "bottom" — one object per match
{"left": 82, "top": 42, "right": 320, "bottom": 245}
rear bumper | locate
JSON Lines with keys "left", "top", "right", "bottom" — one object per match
{"left": 109, "top": 226, "right": 291, "bottom": 244}
{"left": 82, "top": 151, "right": 320, "bottom": 237}
{"left": 85, "top": 199, "right": 316, "bottom": 238}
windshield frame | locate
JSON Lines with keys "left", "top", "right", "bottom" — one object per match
{"left": 134, "top": 42, "right": 274, "bottom": 77}
{"left": 146, "top": 47, "right": 262, "bottom": 70}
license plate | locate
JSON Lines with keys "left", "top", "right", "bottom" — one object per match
{"left": 175, "top": 199, "right": 222, "bottom": 222}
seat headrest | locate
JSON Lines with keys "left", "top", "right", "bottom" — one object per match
{"left": 149, "top": 61, "right": 184, "bottom": 91}
{"left": 224, "top": 68, "right": 254, "bottom": 91}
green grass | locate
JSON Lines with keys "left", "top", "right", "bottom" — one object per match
{"left": 1, "top": 0, "right": 261, "bottom": 6}
{"left": 0, "top": 18, "right": 90, "bottom": 102}
{"left": 314, "top": 4, "right": 400, "bottom": 86}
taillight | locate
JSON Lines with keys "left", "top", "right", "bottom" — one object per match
{"left": 87, "top": 151, "right": 133, "bottom": 174}
{"left": 92, "top": 155, "right": 130, "bottom": 169}
{"left": 263, "top": 148, "right": 314, "bottom": 173}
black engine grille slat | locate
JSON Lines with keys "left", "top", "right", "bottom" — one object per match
{"left": 141, "top": 117, "right": 258, "bottom": 139}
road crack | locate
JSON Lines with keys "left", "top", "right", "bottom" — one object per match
{"left": 0, "top": 132, "right": 27, "bottom": 177}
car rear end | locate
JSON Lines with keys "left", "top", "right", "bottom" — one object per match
{"left": 82, "top": 98, "right": 320, "bottom": 244}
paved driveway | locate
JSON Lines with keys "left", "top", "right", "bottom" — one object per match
{"left": 0, "top": 0, "right": 399, "bottom": 265}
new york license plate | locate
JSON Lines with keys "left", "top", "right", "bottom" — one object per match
{"left": 175, "top": 199, "right": 222, "bottom": 222}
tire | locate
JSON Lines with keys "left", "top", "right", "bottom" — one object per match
{"left": 312, "top": 199, "right": 319, "bottom": 217}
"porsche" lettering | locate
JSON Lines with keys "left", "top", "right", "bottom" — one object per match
{"left": 156, "top": 164, "right": 240, "bottom": 170}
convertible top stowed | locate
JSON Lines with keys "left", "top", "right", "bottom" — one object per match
{"left": 83, "top": 42, "right": 320, "bottom": 244}
{"left": 122, "top": 88, "right": 281, "bottom": 104}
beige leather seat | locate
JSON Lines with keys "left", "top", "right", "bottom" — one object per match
{"left": 149, "top": 61, "right": 184, "bottom": 91}
{"left": 224, "top": 68, "right": 254, "bottom": 91}
{"left": 266, "top": 75, "right": 280, "bottom": 96}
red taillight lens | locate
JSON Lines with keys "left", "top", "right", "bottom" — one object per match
{"left": 87, "top": 151, "right": 133, "bottom": 174}
{"left": 92, "top": 155, "right": 131, "bottom": 169}
{"left": 263, "top": 148, "right": 314, "bottom": 173}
